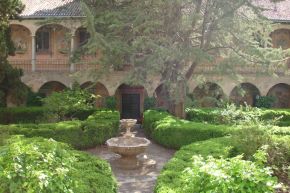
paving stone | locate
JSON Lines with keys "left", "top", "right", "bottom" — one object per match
{"left": 86, "top": 128, "right": 175, "bottom": 193}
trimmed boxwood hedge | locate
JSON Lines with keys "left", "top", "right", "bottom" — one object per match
{"left": 0, "top": 107, "right": 47, "bottom": 124}
{"left": 0, "top": 110, "right": 120, "bottom": 149}
{"left": 0, "top": 137, "right": 117, "bottom": 193}
{"left": 143, "top": 110, "right": 232, "bottom": 149}
{"left": 155, "top": 137, "right": 279, "bottom": 193}
{"left": 0, "top": 107, "right": 98, "bottom": 124}
{"left": 186, "top": 108, "right": 290, "bottom": 126}
{"left": 155, "top": 137, "right": 235, "bottom": 192}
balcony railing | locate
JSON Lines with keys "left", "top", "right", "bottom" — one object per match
{"left": 8, "top": 58, "right": 290, "bottom": 74}
{"left": 8, "top": 59, "right": 100, "bottom": 72}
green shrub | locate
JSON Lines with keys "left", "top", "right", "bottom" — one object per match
{"left": 185, "top": 108, "right": 218, "bottom": 123}
{"left": 0, "top": 136, "right": 117, "bottom": 193}
{"left": 26, "top": 89, "right": 44, "bottom": 106}
{"left": 105, "top": 96, "right": 117, "bottom": 110}
{"left": 0, "top": 110, "right": 120, "bottom": 149}
{"left": 231, "top": 123, "right": 271, "bottom": 160}
{"left": 0, "top": 107, "right": 99, "bottom": 124}
{"left": 267, "top": 136, "right": 290, "bottom": 188}
{"left": 155, "top": 137, "right": 278, "bottom": 193}
{"left": 144, "top": 97, "right": 156, "bottom": 111}
{"left": 270, "top": 126, "right": 290, "bottom": 136}
{"left": 155, "top": 137, "right": 234, "bottom": 192}
{"left": 255, "top": 96, "right": 276, "bottom": 108}
{"left": 186, "top": 106, "right": 290, "bottom": 126}
{"left": 143, "top": 110, "right": 231, "bottom": 149}
{"left": 155, "top": 155, "right": 278, "bottom": 193}
{"left": 42, "top": 85, "right": 95, "bottom": 121}
{"left": 143, "top": 110, "right": 170, "bottom": 137}
{"left": 0, "top": 107, "right": 48, "bottom": 124}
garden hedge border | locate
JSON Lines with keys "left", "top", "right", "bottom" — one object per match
{"left": 186, "top": 108, "right": 290, "bottom": 126}
{"left": 143, "top": 110, "right": 231, "bottom": 149}
{"left": 0, "top": 107, "right": 98, "bottom": 124}
{"left": 0, "top": 110, "right": 120, "bottom": 149}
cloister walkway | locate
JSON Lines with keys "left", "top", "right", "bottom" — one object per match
{"left": 86, "top": 127, "right": 175, "bottom": 193}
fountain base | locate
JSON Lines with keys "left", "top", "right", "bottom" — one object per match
{"left": 112, "top": 155, "right": 141, "bottom": 170}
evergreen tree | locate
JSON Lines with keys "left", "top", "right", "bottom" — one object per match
{"left": 81, "top": 0, "right": 289, "bottom": 115}
{"left": 0, "top": 0, "right": 27, "bottom": 107}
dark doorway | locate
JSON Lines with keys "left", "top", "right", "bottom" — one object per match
{"left": 121, "top": 93, "right": 141, "bottom": 119}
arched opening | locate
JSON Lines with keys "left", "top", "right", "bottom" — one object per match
{"left": 271, "top": 29, "right": 290, "bottom": 50}
{"left": 38, "top": 81, "right": 67, "bottom": 97}
{"left": 36, "top": 24, "right": 70, "bottom": 55}
{"left": 192, "top": 82, "right": 224, "bottom": 107}
{"left": 267, "top": 83, "right": 290, "bottom": 108}
{"left": 230, "top": 83, "right": 260, "bottom": 106}
{"left": 9, "top": 25, "right": 31, "bottom": 56}
{"left": 115, "top": 84, "right": 146, "bottom": 120}
{"left": 80, "top": 81, "right": 109, "bottom": 108}
{"left": 74, "top": 27, "right": 90, "bottom": 48}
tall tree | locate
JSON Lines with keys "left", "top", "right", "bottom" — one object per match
{"left": 0, "top": 0, "right": 27, "bottom": 107}
{"left": 81, "top": 0, "right": 289, "bottom": 115}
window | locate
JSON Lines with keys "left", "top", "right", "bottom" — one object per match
{"left": 36, "top": 30, "right": 50, "bottom": 52}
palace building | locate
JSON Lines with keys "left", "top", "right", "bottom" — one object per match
{"left": 8, "top": 0, "right": 290, "bottom": 119}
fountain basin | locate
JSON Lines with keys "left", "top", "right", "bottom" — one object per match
{"left": 107, "top": 137, "right": 150, "bottom": 157}
{"left": 106, "top": 137, "right": 151, "bottom": 169}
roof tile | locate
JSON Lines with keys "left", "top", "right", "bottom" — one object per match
{"left": 19, "top": 0, "right": 290, "bottom": 21}
{"left": 20, "top": 0, "right": 84, "bottom": 18}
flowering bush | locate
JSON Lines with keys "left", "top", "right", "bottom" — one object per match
{"left": 156, "top": 154, "right": 279, "bottom": 193}
{"left": 0, "top": 136, "right": 117, "bottom": 193}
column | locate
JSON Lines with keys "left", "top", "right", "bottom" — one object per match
{"left": 70, "top": 35, "right": 75, "bottom": 72}
{"left": 31, "top": 35, "right": 36, "bottom": 72}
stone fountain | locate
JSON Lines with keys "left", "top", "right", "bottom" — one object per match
{"left": 106, "top": 119, "right": 150, "bottom": 169}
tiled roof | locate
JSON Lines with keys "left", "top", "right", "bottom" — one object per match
{"left": 256, "top": 0, "right": 290, "bottom": 22}
{"left": 20, "top": 0, "right": 84, "bottom": 18}
{"left": 19, "top": 0, "right": 290, "bottom": 21}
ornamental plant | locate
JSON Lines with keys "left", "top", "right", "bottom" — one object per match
{"left": 0, "top": 136, "right": 117, "bottom": 193}
{"left": 0, "top": 136, "right": 77, "bottom": 192}
{"left": 42, "top": 83, "right": 95, "bottom": 121}
{"left": 179, "top": 155, "right": 279, "bottom": 193}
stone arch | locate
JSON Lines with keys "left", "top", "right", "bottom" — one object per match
{"left": 80, "top": 81, "right": 109, "bottom": 108}
{"left": 38, "top": 81, "right": 67, "bottom": 97}
{"left": 9, "top": 24, "right": 32, "bottom": 56}
{"left": 229, "top": 83, "right": 260, "bottom": 106}
{"left": 35, "top": 24, "right": 70, "bottom": 55}
{"left": 191, "top": 82, "right": 225, "bottom": 107}
{"left": 271, "top": 29, "right": 290, "bottom": 50}
{"left": 267, "top": 83, "right": 290, "bottom": 108}
{"left": 74, "top": 27, "right": 90, "bottom": 48}
{"left": 115, "top": 84, "right": 147, "bottom": 120}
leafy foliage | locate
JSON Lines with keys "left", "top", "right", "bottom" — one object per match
{"left": 144, "top": 97, "right": 156, "bottom": 111}
{"left": 26, "top": 89, "right": 44, "bottom": 107}
{"left": 156, "top": 142, "right": 279, "bottom": 193}
{"left": 105, "top": 96, "right": 117, "bottom": 110}
{"left": 0, "top": 110, "right": 120, "bottom": 149}
{"left": 42, "top": 84, "right": 95, "bottom": 121}
{"left": 0, "top": 136, "right": 117, "bottom": 193}
{"left": 186, "top": 105, "right": 290, "bottom": 126}
{"left": 0, "top": 0, "right": 27, "bottom": 107}
{"left": 81, "top": 0, "right": 289, "bottom": 107}
{"left": 255, "top": 96, "right": 276, "bottom": 108}
{"left": 143, "top": 110, "right": 231, "bottom": 149}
